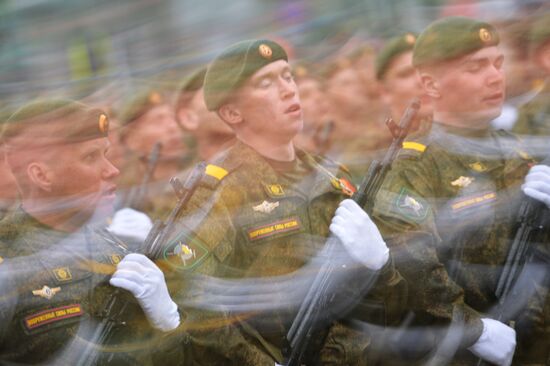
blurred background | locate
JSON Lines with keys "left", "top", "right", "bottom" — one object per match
{"left": 0, "top": 0, "right": 544, "bottom": 107}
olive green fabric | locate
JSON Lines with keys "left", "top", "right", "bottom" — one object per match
{"left": 118, "top": 88, "right": 169, "bottom": 127}
{"left": 412, "top": 17, "right": 500, "bottom": 67}
{"left": 0, "top": 207, "right": 184, "bottom": 365}
{"left": 373, "top": 122, "right": 542, "bottom": 363}
{"left": 512, "top": 83, "right": 550, "bottom": 138}
{"left": 178, "top": 67, "right": 207, "bottom": 95}
{"left": 529, "top": 12, "right": 550, "bottom": 52}
{"left": 166, "top": 141, "right": 407, "bottom": 365}
{"left": 376, "top": 33, "right": 418, "bottom": 80}
{"left": 203, "top": 39, "right": 288, "bottom": 111}
{"left": 1, "top": 99, "right": 109, "bottom": 144}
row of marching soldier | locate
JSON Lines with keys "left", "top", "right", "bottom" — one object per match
{"left": 0, "top": 12, "right": 550, "bottom": 366}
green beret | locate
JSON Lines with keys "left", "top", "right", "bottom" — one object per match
{"left": 413, "top": 17, "right": 500, "bottom": 67}
{"left": 292, "top": 61, "right": 322, "bottom": 82}
{"left": 376, "top": 33, "right": 418, "bottom": 80}
{"left": 175, "top": 67, "right": 207, "bottom": 112}
{"left": 118, "top": 88, "right": 169, "bottom": 126}
{"left": 203, "top": 39, "right": 288, "bottom": 111}
{"left": 529, "top": 13, "right": 550, "bottom": 52}
{"left": 179, "top": 67, "right": 207, "bottom": 94}
{"left": 1, "top": 99, "right": 109, "bottom": 145}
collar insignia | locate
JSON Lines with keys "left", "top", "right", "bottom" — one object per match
{"left": 52, "top": 267, "right": 72, "bottom": 282}
{"left": 469, "top": 162, "right": 487, "bottom": 172}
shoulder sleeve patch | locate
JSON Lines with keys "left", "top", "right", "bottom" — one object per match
{"left": 391, "top": 188, "right": 429, "bottom": 222}
{"left": 376, "top": 187, "right": 430, "bottom": 224}
{"left": 162, "top": 231, "right": 210, "bottom": 272}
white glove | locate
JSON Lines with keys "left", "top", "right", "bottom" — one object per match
{"left": 107, "top": 208, "right": 153, "bottom": 243}
{"left": 329, "top": 199, "right": 389, "bottom": 270}
{"left": 467, "top": 318, "right": 516, "bottom": 366}
{"left": 110, "top": 253, "right": 180, "bottom": 332}
{"left": 522, "top": 164, "right": 550, "bottom": 209}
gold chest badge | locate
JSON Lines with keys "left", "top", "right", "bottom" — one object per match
{"left": 451, "top": 176, "right": 474, "bottom": 188}
{"left": 32, "top": 285, "right": 61, "bottom": 300}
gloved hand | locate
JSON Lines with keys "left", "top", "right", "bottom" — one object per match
{"left": 329, "top": 199, "right": 389, "bottom": 270}
{"left": 110, "top": 253, "right": 180, "bottom": 332}
{"left": 467, "top": 318, "right": 516, "bottom": 366}
{"left": 522, "top": 164, "right": 550, "bottom": 209}
{"left": 107, "top": 208, "right": 153, "bottom": 243}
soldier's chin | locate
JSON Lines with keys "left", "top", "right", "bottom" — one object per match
{"left": 485, "top": 105, "right": 504, "bottom": 121}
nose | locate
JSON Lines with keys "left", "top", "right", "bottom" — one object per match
{"left": 487, "top": 64, "right": 504, "bottom": 87}
{"left": 102, "top": 157, "right": 120, "bottom": 180}
{"left": 279, "top": 78, "right": 296, "bottom": 100}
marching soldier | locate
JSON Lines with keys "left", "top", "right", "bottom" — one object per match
{"left": 373, "top": 17, "right": 550, "bottom": 365}
{"left": 512, "top": 13, "right": 550, "bottom": 139}
{"left": 375, "top": 32, "right": 433, "bottom": 135}
{"left": 166, "top": 39, "right": 407, "bottom": 365}
{"left": 0, "top": 100, "right": 183, "bottom": 364}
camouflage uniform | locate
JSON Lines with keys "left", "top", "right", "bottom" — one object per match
{"left": 512, "top": 83, "right": 550, "bottom": 137}
{"left": 0, "top": 207, "right": 184, "bottom": 365}
{"left": 165, "top": 141, "right": 407, "bottom": 365}
{"left": 373, "top": 122, "right": 541, "bottom": 363}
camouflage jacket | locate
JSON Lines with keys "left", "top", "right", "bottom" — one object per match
{"left": 373, "top": 123, "right": 535, "bottom": 354}
{"left": 0, "top": 207, "right": 182, "bottom": 365}
{"left": 512, "top": 82, "right": 550, "bottom": 137}
{"left": 165, "top": 141, "right": 407, "bottom": 365}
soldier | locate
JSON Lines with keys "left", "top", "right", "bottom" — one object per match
{"left": 116, "top": 88, "right": 190, "bottom": 215}
{"left": 375, "top": 32, "right": 433, "bottom": 135}
{"left": 373, "top": 17, "right": 550, "bottom": 365}
{"left": 165, "top": 39, "right": 406, "bottom": 365}
{"left": 323, "top": 57, "right": 389, "bottom": 184}
{"left": 512, "top": 13, "right": 550, "bottom": 138}
{"left": 175, "top": 66, "right": 236, "bottom": 163}
{"left": 291, "top": 62, "right": 333, "bottom": 154}
{"left": 0, "top": 100, "right": 183, "bottom": 364}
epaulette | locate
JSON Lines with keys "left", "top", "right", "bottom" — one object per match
{"left": 398, "top": 140, "right": 428, "bottom": 159}
{"left": 199, "top": 151, "right": 242, "bottom": 189}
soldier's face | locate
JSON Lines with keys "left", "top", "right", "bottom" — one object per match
{"left": 430, "top": 46, "right": 505, "bottom": 126}
{"left": 125, "top": 104, "right": 187, "bottom": 159}
{"left": 233, "top": 60, "right": 303, "bottom": 143}
{"left": 327, "top": 68, "right": 367, "bottom": 114}
{"left": 382, "top": 51, "right": 432, "bottom": 119}
{"left": 296, "top": 77, "right": 330, "bottom": 127}
{"left": 48, "top": 137, "right": 119, "bottom": 218}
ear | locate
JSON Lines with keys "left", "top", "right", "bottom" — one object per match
{"left": 27, "top": 162, "right": 52, "bottom": 192}
{"left": 217, "top": 103, "right": 243, "bottom": 126}
{"left": 176, "top": 108, "right": 199, "bottom": 131}
{"left": 417, "top": 70, "right": 440, "bottom": 99}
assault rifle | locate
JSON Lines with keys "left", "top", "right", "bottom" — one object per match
{"left": 79, "top": 162, "right": 206, "bottom": 365}
{"left": 495, "top": 157, "right": 550, "bottom": 303}
{"left": 285, "top": 99, "right": 420, "bottom": 366}
{"left": 474, "top": 158, "right": 550, "bottom": 366}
